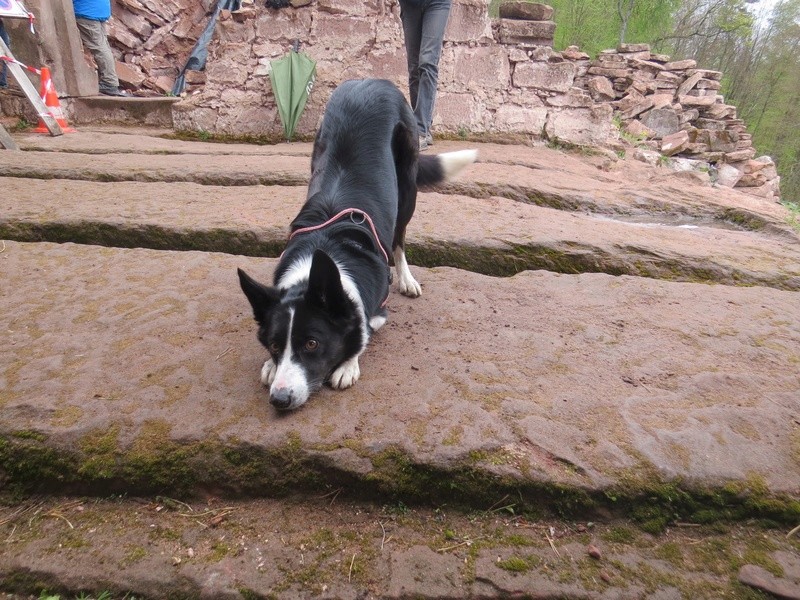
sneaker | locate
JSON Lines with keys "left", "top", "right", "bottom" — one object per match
{"left": 100, "top": 87, "right": 132, "bottom": 97}
{"left": 419, "top": 135, "right": 429, "bottom": 152}
{"left": 426, "top": 133, "right": 433, "bottom": 147}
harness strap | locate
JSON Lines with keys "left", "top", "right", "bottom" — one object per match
{"left": 287, "top": 208, "right": 391, "bottom": 308}
{"left": 288, "top": 208, "right": 390, "bottom": 265}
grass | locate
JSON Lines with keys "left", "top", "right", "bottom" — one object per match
{"left": 781, "top": 200, "right": 800, "bottom": 233}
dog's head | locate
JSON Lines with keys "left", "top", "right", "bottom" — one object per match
{"left": 238, "top": 250, "right": 363, "bottom": 410}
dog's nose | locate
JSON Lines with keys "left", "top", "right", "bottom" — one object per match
{"left": 270, "top": 388, "right": 293, "bottom": 410}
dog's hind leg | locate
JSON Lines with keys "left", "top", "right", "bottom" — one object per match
{"left": 391, "top": 120, "right": 423, "bottom": 298}
{"left": 393, "top": 238, "right": 422, "bottom": 298}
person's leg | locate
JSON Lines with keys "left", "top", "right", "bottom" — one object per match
{"left": 75, "top": 18, "right": 119, "bottom": 91}
{"left": 399, "top": 1, "right": 423, "bottom": 111}
{"left": 0, "top": 20, "right": 10, "bottom": 88}
{"left": 413, "top": 0, "right": 450, "bottom": 139}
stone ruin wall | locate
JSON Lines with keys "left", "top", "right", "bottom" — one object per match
{"left": 101, "top": 0, "right": 779, "bottom": 200}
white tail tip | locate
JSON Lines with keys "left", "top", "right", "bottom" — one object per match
{"left": 439, "top": 149, "right": 478, "bottom": 180}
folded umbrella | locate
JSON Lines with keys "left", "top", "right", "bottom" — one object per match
{"left": 270, "top": 41, "right": 316, "bottom": 141}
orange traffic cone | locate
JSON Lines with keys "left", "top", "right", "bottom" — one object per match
{"left": 34, "top": 67, "right": 76, "bottom": 134}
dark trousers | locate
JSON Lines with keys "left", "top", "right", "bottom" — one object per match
{"left": 0, "top": 20, "right": 9, "bottom": 87}
{"left": 399, "top": 0, "right": 451, "bottom": 138}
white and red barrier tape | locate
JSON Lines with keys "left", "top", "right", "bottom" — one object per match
{"left": 0, "top": 56, "right": 41, "bottom": 77}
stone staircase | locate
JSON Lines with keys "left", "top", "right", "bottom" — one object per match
{"left": 0, "top": 126, "right": 799, "bottom": 599}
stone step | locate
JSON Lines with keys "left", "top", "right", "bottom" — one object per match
{"left": 9, "top": 129, "right": 794, "bottom": 233}
{"left": 3, "top": 129, "right": 799, "bottom": 291}
{"left": 64, "top": 96, "right": 181, "bottom": 128}
{"left": 2, "top": 241, "right": 799, "bottom": 524}
{"left": 1, "top": 495, "right": 798, "bottom": 600}
{"left": 2, "top": 176, "right": 799, "bottom": 290}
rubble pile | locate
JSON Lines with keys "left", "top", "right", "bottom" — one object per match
{"left": 572, "top": 43, "right": 780, "bottom": 200}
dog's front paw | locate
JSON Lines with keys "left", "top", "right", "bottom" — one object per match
{"left": 329, "top": 356, "right": 360, "bottom": 389}
{"left": 398, "top": 274, "right": 422, "bottom": 298}
{"left": 260, "top": 358, "right": 277, "bottom": 386}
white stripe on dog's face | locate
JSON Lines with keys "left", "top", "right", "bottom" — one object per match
{"left": 269, "top": 308, "right": 310, "bottom": 410}
{"left": 277, "top": 254, "right": 313, "bottom": 290}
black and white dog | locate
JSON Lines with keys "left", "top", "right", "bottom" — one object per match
{"left": 238, "top": 79, "right": 476, "bottom": 410}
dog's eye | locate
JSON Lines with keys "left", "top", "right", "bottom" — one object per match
{"left": 269, "top": 342, "right": 281, "bottom": 354}
{"left": 304, "top": 339, "right": 319, "bottom": 352}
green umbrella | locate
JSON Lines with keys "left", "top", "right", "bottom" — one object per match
{"left": 269, "top": 43, "right": 316, "bottom": 141}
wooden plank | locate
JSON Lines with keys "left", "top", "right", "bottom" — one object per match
{"left": 0, "top": 37, "right": 63, "bottom": 136}
{"left": 0, "top": 122, "right": 20, "bottom": 150}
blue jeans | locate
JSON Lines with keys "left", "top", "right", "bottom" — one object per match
{"left": 399, "top": 0, "right": 451, "bottom": 138}
{"left": 0, "top": 20, "right": 9, "bottom": 88}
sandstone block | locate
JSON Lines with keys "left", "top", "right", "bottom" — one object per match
{"left": 624, "top": 119, "right": 656, "bottom": 139}
{"left": 678, "top": 94, "right": 717, "bottom": 107}
{"left": 693, "top": 129, "right": 738, "bottom": 153}
{"left": 619, "top": 96, "right": 654, "bottom": 120}
{"left": 494, "top": 104, "right": 548, "bottom": 134}
{"left": 496, "top": 19, "right": 556, "bottom": 46}
{"left": 704, "top": 104, "right": 736, "bottom": 119}
{"left": 736, "top": 172, "right": 769, "bottom": 187}
{"left": 587, "top": 76, "right": 615, "bottom": 101}
{"left": 676, "top": 71, "right": 703, "bottom": 96}
{"left": 452, "top": 45, "right": 511, "bottom": 89}
{"left": 633, "top": 148, "right": 661, "bottom": 165}
{"left": 310, "top": 14, "right": 373, "bottom": 50}
{"left": 660, "top": 129, "right": 689, "bottom": 156}
{"left": 562, "top": 46, "right": 590, "bottom": 60}
{"left": 587, "top": 66, "right": 630, "bottom": 78}
{"left": 641, "top": 108, "right": 681, "bottom": 137}
{"left": 546, "top": 87, "right": 594, "bottom": 108}
{"left": 630, "top": 59, "right": 664, "bottom": 72}
{"left": 724, "top": 148, "right": 757, "bottom": 162}
{"left": 656, "top": 71, "right": 680, "bottom": 83}
{"left": 715, "top": 163, "right": 743, "bottom": 187}
{"left": 513, "top": 61, "right": 577, "bottom": 92}
{"left": 696, "top": 78, "right": 721, "bottom": 90}
{"left": 116, "top": 61, "right": 147, "bottom": 87}
{"left": 446, "top": 0, "right": 493, "bottom": 42}
{"left": 686, "top": 68, "right": 723, "bottom": 81}
{"left": 618, "top": 43, "right": 650, "bottom": 52}
{"left": 498, "top": 1, "right": 554, "bottom": 20}
{"left": 544, "top": 104, "right": 617, "bottom": 146}
{"left": 664, "top": 59, "right": 697, "bottom": 70}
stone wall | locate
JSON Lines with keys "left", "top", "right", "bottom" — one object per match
{"left": 12, "top": 0, "right": 777, "bottom": 200}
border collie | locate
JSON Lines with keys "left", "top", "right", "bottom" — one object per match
{"left": 238, "top": 79, "right": 476, "bottom": 410}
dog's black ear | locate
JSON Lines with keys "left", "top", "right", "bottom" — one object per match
{"left": 306, "top": 250, "right": 349, "bottom": 317}
{"left": 238, "top": 268, "right": 280, "bottom": 325}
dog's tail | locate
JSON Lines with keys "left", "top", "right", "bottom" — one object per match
{"left": 417, "top": 149, "right": 478, "bottom": 187}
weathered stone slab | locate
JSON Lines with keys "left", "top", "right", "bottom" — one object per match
{"left": 513, "top": 60, "right": 576, "bottom": 92}
{"left": 496, "top": 18, "right": 556, "bottom": 46}
{"left": 2, "top": 240, "right": 800, "bottom": 506}
{"left": 498, "top": 1, "right": 554, "bottom": 20}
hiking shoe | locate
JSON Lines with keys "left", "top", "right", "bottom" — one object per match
{"left": 100, "top": 87, "right": 132, "bottom": 97}
{"left": 426, "top": 133, "right": 433, "bottom": 147}
{"left": 419, "top": 135, "right": 429, "bottom": 152}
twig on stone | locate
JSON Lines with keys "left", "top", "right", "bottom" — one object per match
{"left": 348, "top": 552, "right": 356, "bottom": 582}
{"left": 4, "top": 524, "right": 17, "bottom": 543}
{"left": 436, "top": 536, "right": 484, "bottom": 553}
{"left": 0, "top": 240, "right": 6, "bottom": 254}
{"left": 545, "top": 530, "right": 560, "bottom": 557}
{"left": 487, "top": 494, "right": 510, "bottom": 512}
{"left": 158, "top": 496, "right": 194, "bottom": 513}
{"left": 45, "top": 511, "right": 74, "bottom": 529}
{"left": 787, "top": 523, "right": 800, "bottom": 538}
{"left": 379, "top": 521, "right": 387, "bottom": 550}
{"left": 215, "top": 347, "right": 232, "bottom": 360}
